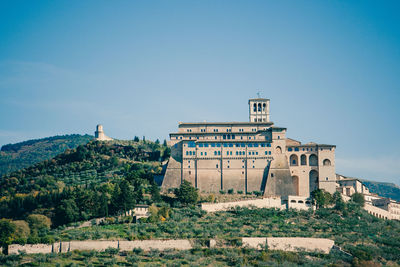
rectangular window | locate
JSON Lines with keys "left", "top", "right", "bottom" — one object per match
{"left": 223, "top": 143, "right": 228, "bottom": 147}
{"left": 199, "top": 143, "right": 203, "bottom": 148}
{"left": 223, "top": 135, "right": 226, "bottom": 140}
{"left": 188, "top": 141, "right": 195, "bottom": 148}
{"left": 211, "top": 143, "right": 216, "bottom": 147}
{"left": 214, "top": 151, "right": 217, "bottom": 155}
{"left": 218, "top": 151, "right": 221, "bottom": 155}
{"left": 230, "top": 151, "right": 232, "bottom": 155}
{"left": 248, "top": 144, "right": 253, "bottom": 147}
{"left": 241, "top": 143, "right": 245, "bottom": 147}
{"left": 204, "top": 144, "right": 209, "bottom": 147}
{"left": 236, "top": 151, "right": 238, "bottom": 155}
{"left": 288, "top": 147, "right": 292, "bottom": 151}
{"left": 216, "top": 164, "right": 219, "bottom": 168}
{"left": 205, "top": 152, "right": 207, "bottom": 156}
{"left": 261, "top": 144, "right": 265, "bottom": 147}
{"left": 201, "top": 152, "right": 203, "bottom": 156}
{"left": 216, "top": 143, "right": 221, "bottom": 147}
{"left": 256, "top": 152, "right": 258, "bottom": 155}
{"left": 227, "top": 151, "right": 229, "bottom": 155}
{"left": 254, "top": 144, "right": 259, "bottom": 147}
{"left": 186, "top": 151, "right": 189, "bottom": 155}
{"left": 232, "top": 134, "right": 235, "bottom": 139}
{"left": 229, "top": 143, "right": 233, "bottom": 147}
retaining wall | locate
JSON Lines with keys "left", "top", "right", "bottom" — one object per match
{"left": 201, "top": 197, "right": 285, "bottom": 212}
{"left": 8, "top": 239, "right": 193, "bottom": 255}
{"left": 242, "top": 237, "right": 334, "bottom": 254}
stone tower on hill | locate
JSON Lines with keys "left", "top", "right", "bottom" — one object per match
{"left": 95, "top": 124, "right": 113, "bottom": 141}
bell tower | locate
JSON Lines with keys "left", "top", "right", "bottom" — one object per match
{"left": 249, "top": 98, "right": 270, "bottom": 122}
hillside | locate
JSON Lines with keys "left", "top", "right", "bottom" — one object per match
{"left": 362, "top": 180, "right": 400, "bottom": 201}
{"left": 0, "top": 134, "right": 93, "bottom": 176}
{"left": 0, "top": 139, "right": 170, "bottom": 225}
{"left": 1, "top": 205, "right": 400, "bottom": 266}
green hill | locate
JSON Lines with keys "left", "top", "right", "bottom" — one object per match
{"left": 362, "top": 180, "right": 400, "bottom": 201}
{"left": 0, "top": 134, "right": 93, "bottom": 176}
{"left": 0, "top": 139, "right": 170, "bottom": 225}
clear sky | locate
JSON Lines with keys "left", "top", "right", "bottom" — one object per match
{"left": 0, "top": 1, "right": 399, "bottom": 184}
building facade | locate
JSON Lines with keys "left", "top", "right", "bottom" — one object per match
{"left": 161, "top": 98, "right": 337, "bottom": 197}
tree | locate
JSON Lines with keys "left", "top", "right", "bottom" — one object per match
{"left": 150, "top": 183, "right": 162, "bottom": 203}
{"left": 311, "top": 189, "right": 332, "bottom": 209}
{"left": 174, "top": 180, "right": 199, "bottom": 205}
{"left": 333, "top": 191, "right": 345, "bottom": 211}
{"left": 0, "top": 219, "right": 16, "bottom": 253}
{"left": 155, "top": 139, "right": 160, "bottom": 145}
{"left": 351, "top": 193, "right": 365, "bottom": 207}
{"left": 55, "top": 199, "right": 79, "bottom": 225}
{"left": 26, "top": 214, "right": 51, "bottom": 233}
{"left": 163, "top": 139, "right": 167, "bottom": 146}
{"left": 12, "top": 220, "right": 30, "bottom": 243}
{"left": 134, "top": 136, "right": 139, "bottom": 142}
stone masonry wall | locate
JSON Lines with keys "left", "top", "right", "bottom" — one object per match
{"left": 8, "top": 239, "right": 193, "bottom": 255}
{"left": 242, "top": 237, "right": 334, "bottom": 254}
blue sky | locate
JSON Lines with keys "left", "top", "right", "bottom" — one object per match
{"left": 0, "top": 1, "right": 399, "bottom": 184}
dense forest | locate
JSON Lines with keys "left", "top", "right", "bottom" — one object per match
{"left": 0, "top": 134, "right": 93, "bottom": 176}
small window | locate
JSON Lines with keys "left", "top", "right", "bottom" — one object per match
{"left": 295, "top": 148, "right": 299, "bottom": 152}
{"left": 216, "top": 164, "right": 218, "bottom": 168}
{"left": 288, "top": 147, "right": 293, "bottom": 152}
{"left": 271, "top": 173, "right": 274, "bottom": 177}
{"left": 189, "top": 171, "right": 191, "bottom": 175}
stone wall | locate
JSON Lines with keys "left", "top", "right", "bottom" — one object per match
{"left": 8, "top": 239, "right": 193, "bottom": 255}
{"left": 201, "top": 197, "right": 285, "bottom": 212}
{"left": 242, "top": 237, "right": 334, "bottom": 254}
{"left": 9, "top": 244, "right": 53, "bottom": 255}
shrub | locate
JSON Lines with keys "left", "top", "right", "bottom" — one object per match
{"left": 219, "top": 190, "right": 226, "bottom": 195}
{"left": 237, "top": 190, "right": 243, "bottom": 194}
{"left": 227, "top": 189, "right": 234, "bottom": 194}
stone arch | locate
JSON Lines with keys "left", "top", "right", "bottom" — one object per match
{"left": 309, "top": 154, "right": 318, "bottom": 166}
{"left": 309, "top": 170, "right": 319, "bottom": 193}
{"left": 276, "top": 146, "right": 282, "bottom": 154}
{"left": 323, "top": 159, "right": 331, "bottom": 166}
{"left": 290, "top": 154, "right": 298, "bottom": 166}
{"left": 300, "top": 154, "right": 307, "bottom": 165}
{"left": 292, "top": 176, "right": 299, "bottom": 195}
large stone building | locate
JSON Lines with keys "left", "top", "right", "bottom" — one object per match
{"left": 162, "top": 98, "right": 336, "bottom": 197}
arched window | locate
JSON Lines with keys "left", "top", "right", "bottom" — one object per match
{"left": 309, "top": 170, "right": 319, "bottom": 192}
{"left": 262, "top": 103, "right": 266, "bottom": 111}
{"left": 253, "top": 103, "right": 257, "bottom": 112}
{"left": 258, "top": 103, "right": 261, "bottom": 112}
{"left": 276, "top": 146, "right": 282, "bottom": 154}
{"left": 323, "top": 159, "right": 331, "bottom": 166}
{"left": 301, "top": 154, "right": 307, "bottom": 165}
{"left": 309, "top": 154, "right": 318, "bottom": 166}
{"left": 290, "top": 154, "right": 298, "bottom": 166}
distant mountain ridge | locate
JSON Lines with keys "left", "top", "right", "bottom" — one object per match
{"left": 0, "top": 134, "right": 93, "bottom": 176}
{"left": 362, "top": 179, "right": 400, "bottom": 201}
